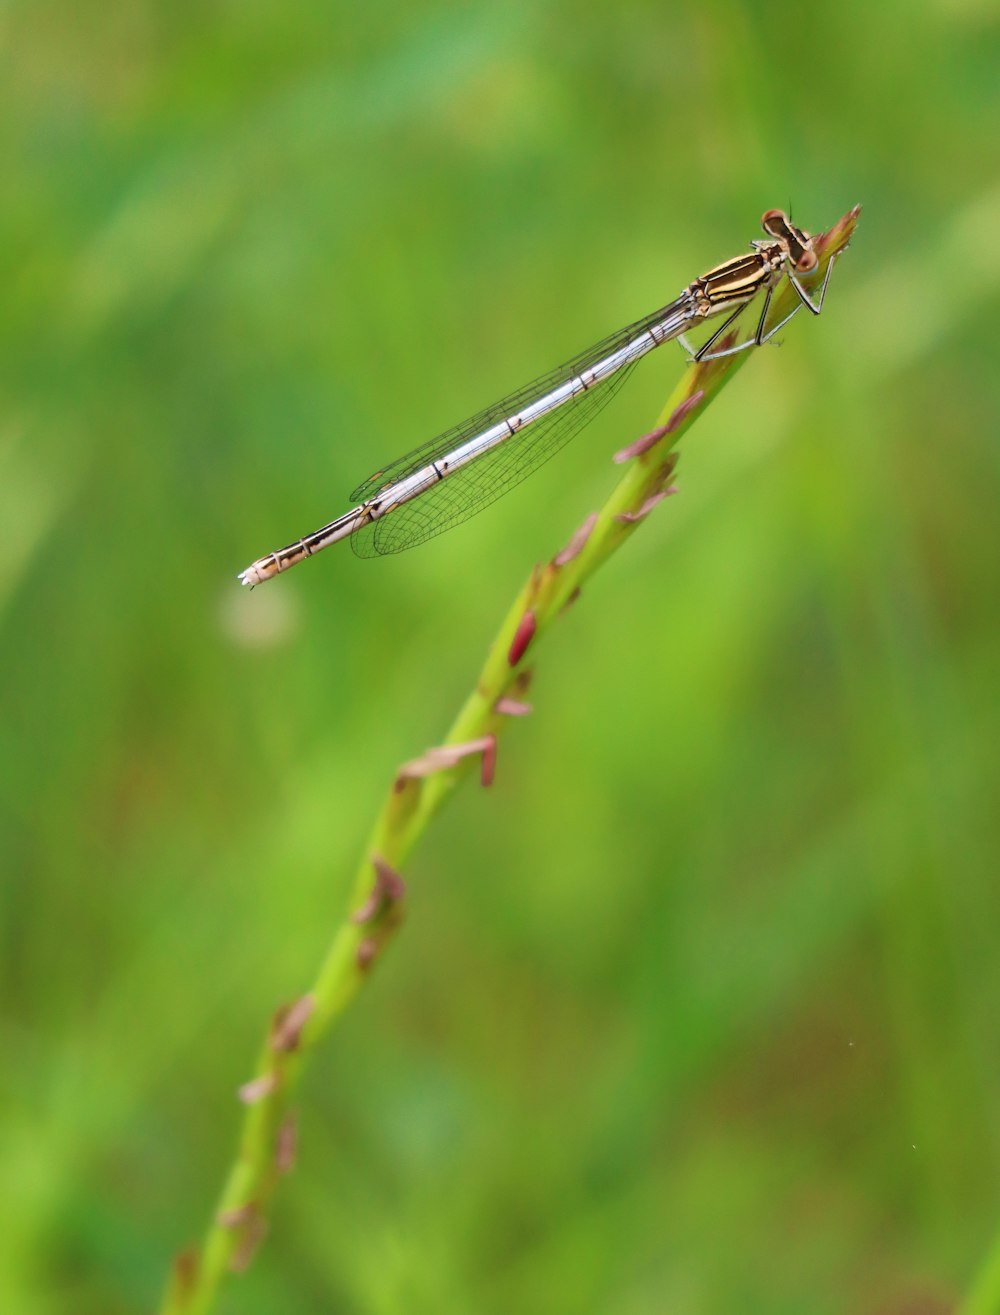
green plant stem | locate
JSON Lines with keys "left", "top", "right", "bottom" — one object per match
{"left": 959, "top": 1228, "right": 1000, "bottom": 1315}
{"left": 159, "top": 204, "right": 860, "bottom": 1315}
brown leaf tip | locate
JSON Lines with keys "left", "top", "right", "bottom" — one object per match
{"left": 554, "top": 512, "right": 598, "bottom": 566}
{"left": 398, "top": 736, "right": 497, "bottom": 784}
{"left": 613, "top": 423, "right": 670, "bottom": 465}
{"left": 614, "top": 488, "right": 672, "bottom": 525}
{"left": 356, "top": 937, "right": 379, "bottom": 970}
{"left": 352, "top": 856, "right": 407, "bottom": 924}
{"left": 270, "top": 994, "right": 316, "bottom": 1052}
{"left": 665, "top": 390, "right": 704, "bottom": 434}
{"left": 560, "top": 584, "right": 582, "bottom": 613}
{"left": 373, "top": 854, "right": 406, "bottom": 900}
{"left": 170, "top": 1247, "right": 199, "bottom": 1296}
{"left": 218, "top": 1202, "right": 257, "bottom": 1229}
{"left": 495, "top": 695, "right": 533, "bottom": 716}
{"left": 237, "top": 1072, "right": 278, "bottom": 1105}
{"left": 229, "top": 1210, "right": 268, "bottom": 1273}
{"left": 276, "top": 1113, "right": 298, "bottom": 1175}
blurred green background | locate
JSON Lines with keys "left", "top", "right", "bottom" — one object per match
{"left": 3, "top": 1, "right": 999, "bottom": 1311}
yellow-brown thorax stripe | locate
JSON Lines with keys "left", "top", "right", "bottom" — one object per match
{"left": 692, "top": 246, "right": 781, "bottom": 311}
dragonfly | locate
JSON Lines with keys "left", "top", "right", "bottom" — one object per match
{"left": 238, "top": 209, "right": 836, "bottom": 586}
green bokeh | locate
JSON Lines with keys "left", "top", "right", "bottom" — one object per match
{"left": 2, "top": 1, "right": 998, "bottom": 1311}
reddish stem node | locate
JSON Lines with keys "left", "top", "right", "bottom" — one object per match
{"left": 508, "top": 610, "right": 537, "bottom": 665}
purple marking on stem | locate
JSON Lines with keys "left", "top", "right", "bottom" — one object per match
{"left": 276, "top": 1114, "right": 298, "bottom": 1175}
{"left": 170, "top": 1250, "right": 198, "bottom": 1296}
{"left": 560, "top": 585, "right": 582, "bottom": 613}
{"left": 554, "top": 512, "right": 598, "bottom": 566}
{"left": 373, "top": 854, "right": 406, "bottom": 900}
{"left": 665, "top": 389, "right": 704, "bottom": 433}
{"left": 352, "top": 855, "right": 407, "bottom": 924}
{"left": 613, "top": 424, "right": 670, "bottom": 465}
{"left": 218, "top": 1203, "right": 256, "bottom": 1229}
{"left": 237, "top": 1072, "right": 277, "bottom": 1105}
{"left": 495, "top": 696, "right": 533, "bottom": 716}
{"left": 352, "top": 891, "right": 380, "bottom": 924}
{"left": 508, "top": 610, "right": 536, "bottom": 665}
{"left": 271, "top": 993, "right": 315, "bottom": 1052}
{"left": 229, "top": 1212, "right": 268, "bottom": 1273}
{"left": 614, "top": 487, "right": 678, "bottom": 524}
{"left": 356, "top": 938, "right": 378, "bottom": 970}
{"left": 480, "top": 734, "right": 497, "bottom": 788}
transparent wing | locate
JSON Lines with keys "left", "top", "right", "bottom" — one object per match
{"left": 349, "top": 352, "right": 642, "bottom": 558}
{"left": 348, "top": 299, "right": 685, "bottom": 504}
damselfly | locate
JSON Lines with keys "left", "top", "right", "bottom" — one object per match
{"left": 239, "top": 209, "right": 835, "bottom": 586}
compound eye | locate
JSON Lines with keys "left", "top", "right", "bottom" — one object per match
{"left": 796, "top": 249, "right": 818, "bottom": 273}
{"left": 761, "top": 208, "right": 786, "bottom": 234}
